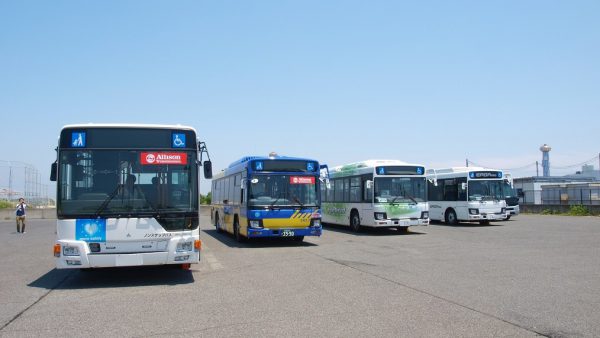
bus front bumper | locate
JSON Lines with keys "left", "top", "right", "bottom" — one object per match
{"left": 54, "top": 240, "right": 200, "bottom": 269}
{"left": 247, "top": 226, "right": 322, "bottom": 238}
{"left": 374, "top": 218, "right": 429, "bottom": 227}
{"left": 467, "top": 213, "right": 506, "bottom": 221}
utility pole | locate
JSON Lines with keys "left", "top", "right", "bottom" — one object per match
{"left": 8, "top": 164, "right": 12, "bottom": 201}
{"left": 536, "top": 161, "right": 539, "bottom": 177}
{"left": 466, "top": 159, "right": 469, "bottom": 167}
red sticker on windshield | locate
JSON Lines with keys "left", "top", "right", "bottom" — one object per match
{"left": 141, "top": 152, "right": 187, "bottom": 165}
{"left": 290, "top": 176, "right": 315, "bottom": 184}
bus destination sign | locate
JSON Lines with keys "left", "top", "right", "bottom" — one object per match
{"left": 376, "top": 166, "right": 425, "bottom": 176}
{"left": 469, "top": 171, "right": 503, "bottom": 179}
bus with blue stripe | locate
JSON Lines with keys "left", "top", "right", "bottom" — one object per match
{"left": 210, "top": 154, "right": 323, "bottom": 242}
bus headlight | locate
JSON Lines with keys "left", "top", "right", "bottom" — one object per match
{"left": 420, "top": 211, "right": 429, "bottom": 219}
{"left": 374, "top": 212, "right": 387, "bottom": 220}
{"left": 177, "top": 241, "right": 193, "bottom": 252}
{"left": 249, "top": 220, "right": 263, "bottom": 229}
{"left": 311, "top": 219, "right": 321, "bottom": 227}
{"left": 63, "top": 246, "right": 80, "bottom": 256}
{"left": 469, "top": 208, "right": 479, "bottom": 215}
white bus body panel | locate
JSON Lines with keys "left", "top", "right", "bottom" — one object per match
{"left": 55, "top": 218, "right": 199, "bottom": 269}
{"left": 429, "top": 200, "right": 507, "bottom": 222}
{"left": 322, "top": 202, "right": 429, "bottom": 228}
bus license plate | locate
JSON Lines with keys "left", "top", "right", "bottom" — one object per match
{"left": 281, "top": 230, "right": 295, "bottom": 237}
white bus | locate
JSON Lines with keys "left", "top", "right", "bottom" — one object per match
{"left": 426, "top": 167, "right": 507, "bottom": 225}
{"left": 503, "top": 173, "right": 520, "bottom": 220}
{"left": 50, "top": 124, "right": 212, "bottom": 269}
{"left": 321, "top": 160, "right": 429, "bottom": 232}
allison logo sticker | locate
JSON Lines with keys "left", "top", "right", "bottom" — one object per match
{"left": 290, "top": 176, "right": 315, "bottom": 184}
{"left": 141, "top": 152, "right": 187, "bottom": 165}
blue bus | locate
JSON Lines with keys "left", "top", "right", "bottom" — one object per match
{"left": 210, "top": 154, "right": 323, "bottom": 242}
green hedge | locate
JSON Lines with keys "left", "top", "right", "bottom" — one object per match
{"left": 0, "top": 201, "right": 13, "bottom": 209}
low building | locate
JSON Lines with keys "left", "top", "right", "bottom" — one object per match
{"left": 541, "top": 183, "right": 600, "bottom": 205}
{"left": 513, "top": 176, "right": 595, "bottom": 205}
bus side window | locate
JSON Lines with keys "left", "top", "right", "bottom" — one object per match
{"left": 457, "top": 178, "right": 467, "bottom": 201}
{"left": 443, "top": 179, "right": 458, "bottom": 201}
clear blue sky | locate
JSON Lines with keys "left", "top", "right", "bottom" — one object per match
{"left": 1, "top": 0, "right": 599, "bottom": 195}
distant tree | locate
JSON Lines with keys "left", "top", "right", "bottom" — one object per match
{"left": 200, "top": 192, "right": 212, "bottom": 205}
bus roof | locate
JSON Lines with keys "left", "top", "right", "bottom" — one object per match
{"left": 61, "top": 123, "right": 197, "bottom": 132}
{"left": 429, "top": 166, "right": 502, "bottom": 174}
{"left": 329, "top": 159, "right": 423, "bottom": 172}
{"left": 227, "top": 155, "right": 318, "bottom": 169}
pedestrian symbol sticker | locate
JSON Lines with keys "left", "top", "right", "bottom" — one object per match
{"left": 71, "top": 132, "right": 86, "bottom": 148}
{"left": 172, "top": 133, "right": 186, "bottom": 148}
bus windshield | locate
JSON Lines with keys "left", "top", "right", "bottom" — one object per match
{"left": 57, "top": 150, "right": 198, "bottom": 218}
{"left": 503, "top": 181, "right": 517, "bottom": 198}
{"left": 468, "top": 180, "right": 504, "bottom": 201}
{"left": 374, "top": 177, "right": 426, "bottom": 203}
{"left": 248, "top": 174, "right": 318, "bottom": 207}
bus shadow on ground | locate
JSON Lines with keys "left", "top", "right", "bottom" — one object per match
{"left": 429, "top": 220, "right": 506, "bottom": 227}
{"left": 322, "top": 223, "right": 426, "bottom": 236}
{"left": 29, "top": 266, "right": 194, "bottom": 290}
{"left": 203, "top": 229, "right": 319, "bottom": 248}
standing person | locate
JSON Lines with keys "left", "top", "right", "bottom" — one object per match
{"left": 15, "top": 198, "right": 27, "bottom": 234}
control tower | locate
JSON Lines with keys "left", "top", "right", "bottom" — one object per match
{"left": 540, "top": 144, "right": 551, "bottom": 177}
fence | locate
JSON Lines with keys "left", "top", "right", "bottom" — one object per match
{"left": 0, "top": 160, "right": 53, "bottom": 206}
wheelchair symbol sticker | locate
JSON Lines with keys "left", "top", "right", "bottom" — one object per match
{"left": 172, "top": 133, "right": 186, "bottom": 148}
{"left": 307, "top": 162, "right": 315, "bottom": 171}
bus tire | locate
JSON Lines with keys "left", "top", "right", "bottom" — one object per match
{"left": 397, "top": 227, "right": 409, "bottom": 233}
{"left": 234, "top": 217, "right": 244, "bottom": 243}
{"left": 445, "top": 209, "right": 458, "bottom": 225}
{"left": 506, "top": 215, "right": 511, "bottom": 221}
{"left": 350, "top": 210, "right": 361, "bottom": 232}
{"left": 293, "top": 236, "right": 305, "bottom": 242}
{"left": 479, "top": 220, "right": 490, "bottom": 225}
{"left": 215, "top": 213, "right": 223, "bottom": 233}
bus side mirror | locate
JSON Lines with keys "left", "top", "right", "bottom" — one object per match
{"left": 203, "top": 161, "right": 213, "bottom": 179}
{"left": 365, "top": 180, "right": 373, "bottom": 189}
{"left": 461, "top": 182, "right": 467, "bottom": 190}
{"left": 50, "top": 162, "right": 57, "bottom": 182}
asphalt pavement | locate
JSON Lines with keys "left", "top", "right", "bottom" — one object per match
{"left": 1, "top": 214, "right": 599, "bottom": 337}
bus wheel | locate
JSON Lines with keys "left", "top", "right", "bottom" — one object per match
{"left": 293, "top": 236, "right": 305, "bottom": 242}
{"left": 215, "top": 213, "right": 223, "bottom": 233}
{"left": 479, "top": 220, "right": 490, "bottom": 225}
{"left": 445, "top": 209, "right": 458, "bottom": 225}
{"left": 350, "top": 211, "right": 361, "bottom": 232}
{"left": 234, "top": 219, "right": 244, "bottom": 243}
{"left": 505, "top": 216, "right": 511, "bottom": 221}
{"left": 397, "top": 227, "right": 409, "bottom": 233}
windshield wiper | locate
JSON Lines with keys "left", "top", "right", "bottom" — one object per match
{"left": 292, "top": 196, "right": 305, "bottom": 209}
{"left": 94, "top": 185, "right": 122, "bottom": 218}
{"left": 269, "top": 194, "right": 282, "bottom": 209}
